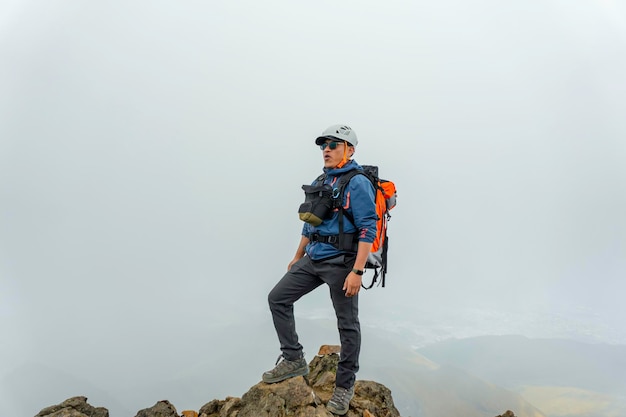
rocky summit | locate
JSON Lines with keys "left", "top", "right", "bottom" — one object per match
{"left": 197, "top": 352, "right": 400, "bottom": 417}
{"left": 34, "top": 346, "right": 518, "bottom": 417}
{"left": 35, "top": 396, "right": 109, "bottom": 417}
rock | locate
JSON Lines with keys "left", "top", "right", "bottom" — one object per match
{"left": 496, "top": 412, "right": 516, "bottom": 417}
{"left": 35, "top": 396, "right": 108, "bottom": 417}
{"left": 198, "top": 397, "right": 241, "bottom": 417}
{"left": 134, "top": 400, "right": 178, "bottom": 417}
{"left": 317, "top": 345, "right": 341, "bottom": 356}
{"left": 198, "top": 350, "right": 401, "bottom": 417}
{"left": 350, "top": 381, "right": 399, "bottom": 417}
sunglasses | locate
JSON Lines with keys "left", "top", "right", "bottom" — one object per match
{"left": 320, "top": 141, "right": 344, "bottom": 150}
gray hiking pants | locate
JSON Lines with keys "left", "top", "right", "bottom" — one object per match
{"left": 268, "top": 254, "right": 360, "bottom": 389}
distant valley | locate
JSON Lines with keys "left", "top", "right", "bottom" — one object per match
{"left": 417, "top": 335, "right": 626, "bottom": 417}
{"left": 5, "top": 318, "right": 626, "bottom": 417}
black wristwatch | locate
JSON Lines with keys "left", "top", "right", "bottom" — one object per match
{"left": 351, "top": 268, "right": 364, "bottom": 275}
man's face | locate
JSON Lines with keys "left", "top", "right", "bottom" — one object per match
{"left": 321, "top": 139, "right": 347, "bottom": 169}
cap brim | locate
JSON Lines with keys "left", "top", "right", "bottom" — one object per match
{"left": 315, "top": 136, "right": 332, "bottom": 145}
{"left": 315, "top": 136, "right": 354, "bottom": 146}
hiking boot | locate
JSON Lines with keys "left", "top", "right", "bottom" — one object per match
{"left": 262, "top": 355, "right": 309, "bottom": 383}
{"left": 326, "top": 385, "right": 354, "bottom": 415}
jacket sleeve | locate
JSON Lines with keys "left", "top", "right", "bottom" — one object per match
{"left": 301, "top": 222, "right": 312, "bottom": 237}
{"left": 346, "top": 174, "right": 377, "bottom": 243}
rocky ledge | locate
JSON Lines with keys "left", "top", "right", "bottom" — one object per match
{"left": 34, "top": 346, "right": 518, "bottom": 417}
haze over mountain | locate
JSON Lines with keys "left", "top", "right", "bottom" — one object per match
{"left": 5, "top": 318, "right": 625, "bottom": 417}
{"left": 418, "top": 336, "right": 626, "bottom": 417}
{"left": 1, "top": 1, "right": 625, "bottom": 417}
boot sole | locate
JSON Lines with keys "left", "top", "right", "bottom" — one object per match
{"left": 326, "top": 403, "right": 350, "bottom": 415}
{"left": 262, "top": 366, "right": 309, "bottom": 384}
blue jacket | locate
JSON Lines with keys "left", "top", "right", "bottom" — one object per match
{"left": 302, "top": 160, "right": 377, "bottom": 260}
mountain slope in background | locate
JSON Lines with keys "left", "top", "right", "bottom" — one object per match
{"left": 418, "top": 335, "right": 626, "bottom": 417}
{"left": 358, "top": 330, "right": 544, "bottom": 417}
{"left": 8, "top": 320, "right": 624, "bottom": 417}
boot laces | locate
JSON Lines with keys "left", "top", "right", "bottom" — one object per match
{"left": 271, "top": 355, "right": 299, "bottom": 374}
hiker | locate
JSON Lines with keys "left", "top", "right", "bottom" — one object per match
{"left": 263, "top": 124, "right": 377, "bottom": 415}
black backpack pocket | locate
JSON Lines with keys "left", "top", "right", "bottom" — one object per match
{"left": 298, "top": 184, "right": 334, "bottom": 226}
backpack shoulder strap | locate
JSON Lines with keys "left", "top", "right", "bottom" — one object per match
{"left": 314, "top": 173, "right": 326, "bottom": 185}
{"left": 335, "top": 168, "right": 365, "bottom": 192}
{"left": 334, "top": 168, "right": 368, "bottom": 214}
{"left": 335, "top": 168, "right": 376, "bottom": 256}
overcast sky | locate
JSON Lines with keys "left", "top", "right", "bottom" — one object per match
{"left": 1, "top": 0, "right": 625, "bottom": 415}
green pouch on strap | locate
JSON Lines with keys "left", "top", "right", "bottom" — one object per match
{"left": 298, "top": 184, "right": 334, "bottom": 226}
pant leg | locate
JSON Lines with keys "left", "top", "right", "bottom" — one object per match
{"left": 315, "top": 255, "right": 361, "bottom": 389}
{"left": 268, "top": 256, "right": 322, "bottom": 361}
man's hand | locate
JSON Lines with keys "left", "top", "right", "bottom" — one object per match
{"left": 287, "top": 257, "right": 300, "bottom": 271}
{"left": 343, "top": 272, "right": 362, "bottom": 297}
{"left": 288, "top": 236, "right": 309, "bottom": 271}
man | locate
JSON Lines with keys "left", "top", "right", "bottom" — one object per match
{"left": 263, "top": 124, "right": 377, "bottom": 415}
